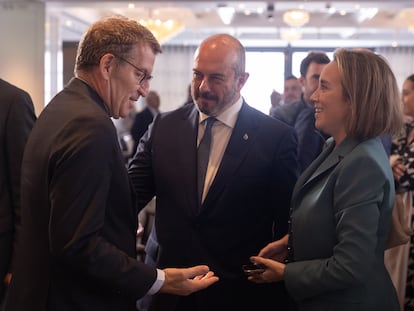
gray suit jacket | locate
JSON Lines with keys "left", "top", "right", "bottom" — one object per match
{"left": 285, "top": 136, "right": 399, "bottom": 311}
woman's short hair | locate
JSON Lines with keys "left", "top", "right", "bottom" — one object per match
{"left": 75, "top": 15, "right": 162, "bottom": 72}
{"left": 334, "top": 48, "right": 403, "bottom": 138}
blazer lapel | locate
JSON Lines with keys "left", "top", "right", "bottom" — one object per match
{"left": 202, "top": 102, "right": 259, "bottom": 209}
{"left": 292, "top": 136, "right": 362, "bottom": 207}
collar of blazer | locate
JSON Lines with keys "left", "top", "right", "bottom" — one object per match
{"left": 293, "top": 136, "right": 362, "bottom": 198}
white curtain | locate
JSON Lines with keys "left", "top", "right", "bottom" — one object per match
{"left": 377, "top": 46, "right": 414, "bottom": 89}
{"left": 150, "top": 45, "right": 197, "bottom": 112}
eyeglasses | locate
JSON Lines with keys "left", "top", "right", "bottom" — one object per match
{"left": 116, "top": 55, "right": 153, "bottom": 85}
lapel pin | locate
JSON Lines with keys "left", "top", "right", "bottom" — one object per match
{"left": 243, "top": 133, "right": 249, "bottom": 141}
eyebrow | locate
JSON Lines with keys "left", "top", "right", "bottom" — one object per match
{"left": 320, "top": 79, "right": 329, "bottom": 87}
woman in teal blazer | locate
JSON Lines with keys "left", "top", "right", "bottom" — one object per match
{"left": 248, "top": 48, "right": 403, "bottom": 311}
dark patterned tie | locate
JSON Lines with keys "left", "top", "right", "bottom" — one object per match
{"left": 197, "top": 117, "right": 216, "bottom": 205}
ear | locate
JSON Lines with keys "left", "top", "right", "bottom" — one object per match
{"left": 237, "top": 72, "right": 249, "bottom": 90}
{"left": 299, "top": 76, "right": 305, "bottom": 87}
{"left": 99, "top": 53, "right": 116, "bottom": 79}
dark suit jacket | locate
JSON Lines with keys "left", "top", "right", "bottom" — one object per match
{"left": 0, "top": 79, "right": 36, "bottom": 301}
{"left": 271, "top": 96, "right": 328, "bottom": 173}
{"left": 131, "top": 107, "right": 155, "bottom": 155}
{"left": 3, "top": 78, "right": 157, "bottom": 311}
{"left": 129, "top": 102, "right": 299, "bottom": 310}
{"left": 285, "top": 137, "right": 399, "bottom": 311}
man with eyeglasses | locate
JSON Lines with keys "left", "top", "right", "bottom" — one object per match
{"left": 2, "top": 16, "right": 218, "bottom": 311}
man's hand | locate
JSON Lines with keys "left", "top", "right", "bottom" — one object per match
{"left": 159, "top": 265, "right": 219, "bottom": 296}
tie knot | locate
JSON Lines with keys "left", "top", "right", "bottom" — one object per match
{"left": 204, "top": 117, "right": 216, "bottom": 130}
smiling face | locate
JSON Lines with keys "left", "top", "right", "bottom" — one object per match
{"left": 106, "top": 43, "right": 156, "bottom": 119}
{"left": 191, "top": 35, "right": 248, "bottom": 117}
{"left": 311, "top": 61, "right": 351, "bottom": 144}
{"left": 402, "top": 78, "right": 414, "bottom": 118}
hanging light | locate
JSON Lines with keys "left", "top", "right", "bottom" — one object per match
{"left": 217, "top": 5, "right": 235, "bottom": 25}
{"left": 280, "top": 28, "right": 303, "bottom": 42}
{"left": 283, "top": 9, "right": 310, "bottom": 27}
{"left": 138, "top": 8, "right": 189, "bottom": 44}
{"left": 409, "top": 21, "right": 414, "bottom": 34}
{"left": 139, "top": 18, "right": 184, "bottom": 44}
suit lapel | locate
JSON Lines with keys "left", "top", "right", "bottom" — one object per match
{"left": 177, "top": 105, "right": 200, "bottom": 215}
{"left": 202, "top": 102, "right": 259, "bottom": 209}
{"left": 292, "top": 136, "right": 362, "bottom": 208}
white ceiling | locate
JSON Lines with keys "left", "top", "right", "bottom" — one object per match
{"left": 44, "top": 0, "right": 414, "bottom": 48}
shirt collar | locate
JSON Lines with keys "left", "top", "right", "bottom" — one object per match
{"left": 198, "top": 96, "right": 243, "bottom": 129}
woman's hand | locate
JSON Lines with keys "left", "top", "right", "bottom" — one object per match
{"left": 247, "top": 256, "right": 286, "bottom": 283}
{"left": 392, "top": 161, "right": 406, "bottom": 181}
{"left": 257, "top": 234, "right": 288, "bottom": 263}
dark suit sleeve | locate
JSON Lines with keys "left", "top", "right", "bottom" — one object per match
{"left": 128, "top": 117, "right": 157, "bottom": 212}
{"left": 48, "top": 117, "right": 156, "bottom": 299}
{"left": 0, "top": 87, "right": 36, "bottom": 296}
{"left": 271, "top": 124, "right": 299, "bottom": 238}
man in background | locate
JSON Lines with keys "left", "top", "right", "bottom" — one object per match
{"left": 269, "top": 75, "right": 302, "bottom": 115}
{"left": 271, "top": 52, "right": 330, "bottom": 173}
{"left": 0, "top": 79, "right": 36, "bottom": 305}
{"left": 131, "top": 90, "right": 160, "bottom": 155}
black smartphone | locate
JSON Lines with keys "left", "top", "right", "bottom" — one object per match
{"left": 242, "top": 263, "right": 266, "bottom": 276}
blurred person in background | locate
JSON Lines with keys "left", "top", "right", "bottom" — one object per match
{"left": 271, "top": 52, "right": 330, "bottom": 173}
{"left": 269, "top": 75, "right": 302, "bottom": 115}
{"left": 385, "top": 73, "right": 414, "bottom": 310}
{"left": 0, "top": 79, "right": 36, "bottom": 306}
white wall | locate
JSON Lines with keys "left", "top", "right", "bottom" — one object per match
{"left": 0, "top": 1, "right": 45, "bottom": 116}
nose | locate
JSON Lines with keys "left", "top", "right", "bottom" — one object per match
{"left": 138, "top": 83, "right": 149, "bottom": 97}
{"left": 198, "top": 77, "right": 211, "bottom": 93}
{"left": 310, "top": 89, "right": 318, "bottom": 103}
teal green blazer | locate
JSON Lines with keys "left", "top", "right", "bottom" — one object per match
{"left": 285, "top": 136, "right": 399, "bottom": 311}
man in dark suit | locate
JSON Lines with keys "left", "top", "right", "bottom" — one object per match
{"left": 131, "top": 90, "right": 160, "bottom": 155}
{"left": 128, "top": 34, "right": 299, "bottom": 310}
{"left": 271, "top": 52, "right": 330, "bottom": 173}
{"left": 0, "top": 79, "right": 36, "bottom": 304}
{"left": 2, "top": 16, "right": 217, "bottom": 311}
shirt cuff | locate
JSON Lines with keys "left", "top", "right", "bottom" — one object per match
{"left": 147, "top": 269, "right": 165, "bottom": 295}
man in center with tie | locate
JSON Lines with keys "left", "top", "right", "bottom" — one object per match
{"left": 128, "top": 33, "right": 299, "bottom": 310}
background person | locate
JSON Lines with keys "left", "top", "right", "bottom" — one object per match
{"left": 2, "top": 16, "right": 218, "bottom": 311}
{"left": 249, "top": 48, "right": 403, "bottom": 311}
{"left": 128, "top": 33, "right": 299, "bottom": 310}
{"left": 0, "top": 79, "right": 36, "bottom": 305}
{"left": 270, "top": 52, "right": 330, "bottom": 173}
{"left": 269, "top": 75, "right": 302, "bottom": 115}
{"left": 131, "top": 90, "right": 161, "bottom": 156}
{"left": 385, "top": 73, "right": 414, "bottom": 310}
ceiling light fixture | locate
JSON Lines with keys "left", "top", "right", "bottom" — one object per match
{"left": 217, "top": 5, "right": 235, "bottom": 25}
{"left": 409, "top": 21, "right": 414, "bottom": 34}
{"left": 280, "top": 28, "right": 303, "bottom": 42}
{"left": 139, "top": 18, "right": 184, "bottom": 44}
{"left": 283, "top": 9, "right": 310, "bottom": 27}
{"left": 138, "top": 8, "right": 188, "bottom": 44}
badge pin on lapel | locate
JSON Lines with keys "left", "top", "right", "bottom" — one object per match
{"left": 243, "top": 133, "right": 249, "bottom": 141}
